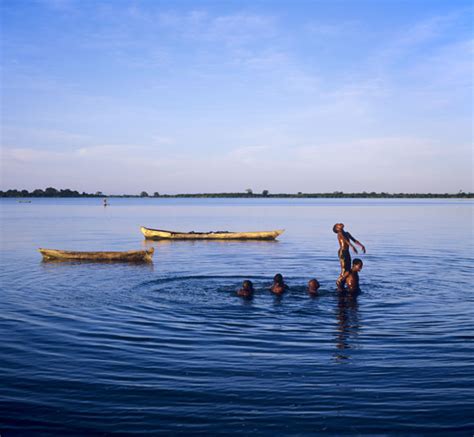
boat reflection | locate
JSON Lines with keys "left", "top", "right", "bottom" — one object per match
{"left": 334, "top": 291, "right": 361, "bottom": 362}
{"left": 40, "top": 259, "right": 154, "bottom": 271}
{"left": 142, "top": 239, "right": 280, "bottom": 247}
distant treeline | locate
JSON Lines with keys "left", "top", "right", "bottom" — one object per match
{"left": 155, "top": 191, "right": 473, "bottom": 199}
{"left": 1, "top": 187, "right": 473, "bottom": 198}
{"left": 0, "top": 187, "right": 104, "bottom": 198}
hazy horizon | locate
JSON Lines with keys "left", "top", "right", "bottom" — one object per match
{"left": 1, "top": 187, "right": 472, "bottom": 196}
{"left": 1, "top": 0, "right": 473, "bottom": 194}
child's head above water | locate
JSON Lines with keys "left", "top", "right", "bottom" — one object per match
{"left": 352, "top": 258, "right": 363, "bottom": 271}
{"left": 242, "top": 280, "right": 254, "bottom": 291}
{"left": 273, "top": 273, "right": 284, "bottom": 284}
{"left": 307, "top": 279, "right": 320, "bottom": 293}
{"left": 238, "top": 279, "right": 254, "bottom": 297}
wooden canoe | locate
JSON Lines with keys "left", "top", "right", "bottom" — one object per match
{"left": 39, "top": 247, "right": 154, "bottom": 262}
{"left": 140, "top": 226, "right": 284, "bottom": 240}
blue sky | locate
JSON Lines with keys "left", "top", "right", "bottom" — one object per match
{"left": 1, "top": 0, "right": 472, "bottom": 194}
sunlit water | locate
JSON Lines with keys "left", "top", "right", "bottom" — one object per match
{"left": 0, "top": 198, "right": 473, "bottom": 435}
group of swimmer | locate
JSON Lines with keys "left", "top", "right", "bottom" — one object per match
{"left": 237, "top": 223, "right": 366, "bottom": 298}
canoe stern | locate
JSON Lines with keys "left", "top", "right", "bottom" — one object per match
{"left": 141, "top": 227, "right": 285, "bottom": 240}
{"left": 39, "top": 247, "right": 155, "bottom": 263}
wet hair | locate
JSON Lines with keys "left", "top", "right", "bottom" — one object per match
{"left": 273, "top": 273, "right": 284, "bottom": 284}
{"left": 242, "top": 280, "right": 253, "bottom": 290}
{"left": 353, "top": 258, "right": 363, "bottom": 267}
{"left": 308, "top": 279, "right": 320, "bottom": 288}
{"left": 333, "top": 223, "right": 343, "bottom": 233}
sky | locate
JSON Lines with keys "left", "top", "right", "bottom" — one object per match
{"left": 1, "top": 0, "right": 472, "bottom": 194}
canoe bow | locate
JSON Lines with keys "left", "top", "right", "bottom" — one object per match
{"left": 39, "top": 247, "right": 154, "bottom": 262}
{"left": 140, "top": 226, "right": 284, "bottom": 240}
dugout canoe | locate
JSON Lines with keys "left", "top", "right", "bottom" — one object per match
{"left": 39, "top": 247, "right": 154, "bottom": 262}
{"left": 140, "top": 226, "right": 284, "bottom": 240}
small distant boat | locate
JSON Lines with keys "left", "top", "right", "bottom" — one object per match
{"left": 39, "top": 247, "right": 154, "bottom": 262}
{"left": 18, "top": 200, "right": 32, "bottom": 203}
{"left": 140, "top": 226, "right": 284, "bottom": 240}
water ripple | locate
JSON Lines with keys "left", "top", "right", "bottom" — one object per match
{"left": 1, "top": 199, "right": 473, "bottom": 434}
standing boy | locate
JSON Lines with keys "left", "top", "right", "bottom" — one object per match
{"left": 333, "top": 223, "right": 365, "bottom": 289}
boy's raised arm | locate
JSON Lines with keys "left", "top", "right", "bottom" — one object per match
{"left": 347, "top": 232, "right": 366, "bottom": 253}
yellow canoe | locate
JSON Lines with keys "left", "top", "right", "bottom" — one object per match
{"left": 39, "top": 247, "right": 154, "bottom": 262}
{"left": 140, "top": 226, "right": 284, "bottom": 240}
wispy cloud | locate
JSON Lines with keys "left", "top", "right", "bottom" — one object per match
{"left": 36, "top": 0, "right": 77, "bottom": 12}
{"left": 2, "top": 131, "right": 472, "bottom": 193}
{"left": 2, "top": 2, "right": 471, "bottom": 193}
{"left": 369, "top": 9, "right": 471, "bottom": 68}
{"left": 3, "top": 147, "right": 68, "bottom": 163}
{"left": 305, "top": 20, "right": 360, "bottom": 37}
{"left": 157, "top": 10, "right": 277, "bottom": 45}
{"left": 2, "top": 127, "right": 90, "bottom": 149}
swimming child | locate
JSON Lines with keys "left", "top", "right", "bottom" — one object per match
{"left": 346, "top": 258, "right": 363, "bottom": 292}
{"left": 237, "top": 280, "right": 254, "bottom": 298}
{"left": 307, "top": 278, "right": 320, "bottom": 295}
{"left": 270, "top": 273, "right": 289, "bottom": 295}
{"left": 333, "top": 223, "right": 366, "bottom": 290}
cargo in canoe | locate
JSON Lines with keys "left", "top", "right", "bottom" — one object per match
{"left": 140, "top": 226, "right": 284, "bottom": 240}
{"left": 39, "top": 247, "right": 154, "bottom": 262}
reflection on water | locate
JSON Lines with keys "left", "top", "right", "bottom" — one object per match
{"left": 40, "top": 259, "right": 155, "bottom": 270}
{"left": 334, "top": 292, "right": 360, "bottom": 362}
{"left": 142, "top": 238, "right": 280, "bottom": 247}
{"left": 0, "top": 198, "right": 473, "bottom": 434}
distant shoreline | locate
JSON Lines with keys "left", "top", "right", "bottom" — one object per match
{"left": 1, "top": 188, "right": 472, "bottom": 199}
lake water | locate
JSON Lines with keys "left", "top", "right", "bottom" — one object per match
{"left": 0, "top": 198, "right": 473, "bottom": 435}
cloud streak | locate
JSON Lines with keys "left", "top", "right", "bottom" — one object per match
{"left": 1, "top": 1, "right": 472, "bottom": 193}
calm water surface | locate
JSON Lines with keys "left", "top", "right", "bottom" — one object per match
{"left": 0, "top": 198, "right": 473, "bottom": 435}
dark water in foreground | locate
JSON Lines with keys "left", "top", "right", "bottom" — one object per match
{"left": 0, "top": 198, "right": 473, "bottom": 435}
